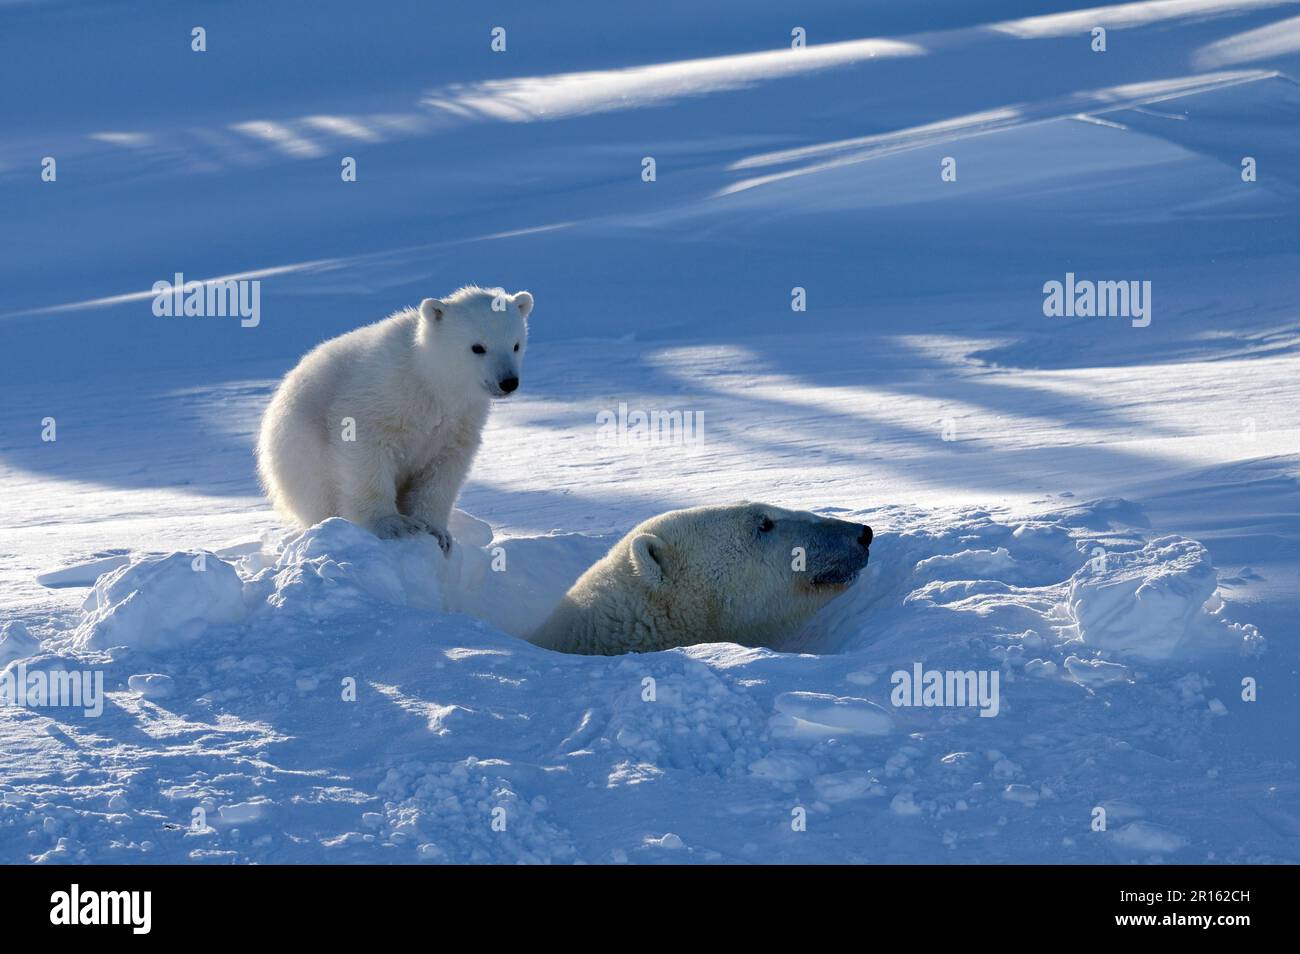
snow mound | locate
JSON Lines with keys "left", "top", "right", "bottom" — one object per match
{"left": 236, "top": 512, "right": 587, "bottom": 637}
{"left": 914, "top": 547, "right": 1017, "bottom": 579}
{"left": 1065, "top": 535, "right": 1239, "bottom": 660}
{"left": 252, "top": 518, "right": 448, "bottom": 615}
{"left": 72, "top": 551, "right": 247, "bottom": 651}
{"left": 802, "top": 502, "right": 1257, "bottom": 664}
{"left": 64, "top": 502, "right": 1259, "bottom": 675}
{"left": 60, "top": 510, "right": 589, "bottom": 660}
{"left": 0, "top": 620, "right": 41, "bottom": 665}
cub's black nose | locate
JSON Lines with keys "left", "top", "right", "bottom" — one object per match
{"left": 499, "top": 377, "right": 519, "bottom": 393}
{"left": 858, "top": 526, "right": 873, "bottom": 547}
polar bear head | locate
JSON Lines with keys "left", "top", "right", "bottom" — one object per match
{"left": 418, "top": 285, "right": 533, "bottom": 398}
{"left": 630, "top": 503, "right": 872, "bottom": 646}
{"left": 532, "top": 502, "right": 873, "bottom": 654}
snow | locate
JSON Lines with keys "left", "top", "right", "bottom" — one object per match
{"left": 0, "top": 623, "right": 41, "bottom": 667}
{"left": 1111, "top": 820, "right": 1190, "bottom": 855}
{"left": 1065, "top": 535, "right": 1247, "bottom": 659}
{"left": 72, "top": 551, "right": 247, "bottom": 651}
{"left": 2, "top": 0, "right": 1299, "bottom": 864}
{"left": 771, "top": 691, "right": 895, "bottom": 737}
{"left": 126, "top": 674, "right": 176, "bottom": 700}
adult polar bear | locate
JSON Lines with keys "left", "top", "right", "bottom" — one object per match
{"left": 531, "top": 503, "right": 872, "bottom": 655}
{"left": 257, "top": 286, "right": 533, "bottom": 551}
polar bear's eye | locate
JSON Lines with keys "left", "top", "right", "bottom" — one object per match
{"left": 513, "top": 343, "right": 520, "bottom": 352}
{"left": 758, "top": 516, "right": 774, "bottom": 533}
{"left": 471, "top": 344, "right": 487, "bottom": 355}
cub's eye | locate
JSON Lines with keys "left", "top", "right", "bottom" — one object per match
{"left": 471, "top": 344, "right": 487, "bottom": 355}
{"left": 758, "top": 516, "right": 774, "bottom": 533}
{"left": 513, "top": 343, "right": 520, "bottom": 352}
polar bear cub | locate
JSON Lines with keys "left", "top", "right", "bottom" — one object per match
{"left": 256, "top": 285, "right": 534, "bottom": 550}
{"left": 531, "top": 503, "right": 872, "bottom": 655}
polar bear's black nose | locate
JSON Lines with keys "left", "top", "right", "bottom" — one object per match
{"left": 499, "top": 377, "right": 519, "bottom": 393}
{"left": 858, "top": 526, "right": 873, "bottom": 547}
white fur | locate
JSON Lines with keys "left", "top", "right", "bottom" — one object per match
{"left": 256, "top": 286, "right": 533, "bottom": 548}
{"left": 530, "top": 503, "right": 872, "bottom": 655}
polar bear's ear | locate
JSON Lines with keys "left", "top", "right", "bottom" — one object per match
{"left": 629, "top": 533, "right": 666, "bottom": 586}
{"left": 513, "top": 291, "right": 534, "bottom": 319}
{"left": 419, "top": 298, "right": 446, "bottom": 322}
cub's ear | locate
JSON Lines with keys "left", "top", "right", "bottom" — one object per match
{"left": 513, "top": 291, "right": 534, "bottom": 319}
{"left": 629, "top": 533, "right": 666, "bottom": 586}
{"left": 419, "top": 298, "right": 446, "bottom": 321}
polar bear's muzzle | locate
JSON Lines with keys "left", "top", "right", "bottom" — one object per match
{"left": 486, "top": 375, "right": 520, "bottom": 397}
{"left": 806, "top": 522, "right": 872, "bottom": 588}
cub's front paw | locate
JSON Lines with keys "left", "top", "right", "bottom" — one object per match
{"left": 426, "top": 525, "right": 453, "bottom": 554}
{"left": 372, "top": 514, "right": 430, "bottom": 539}
{"left": 372, "top": 515, "right": 453, "bottom": 553}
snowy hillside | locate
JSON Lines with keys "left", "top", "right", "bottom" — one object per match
{"left": 2, "top": 0, "right": 1299, "bottom": 864}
